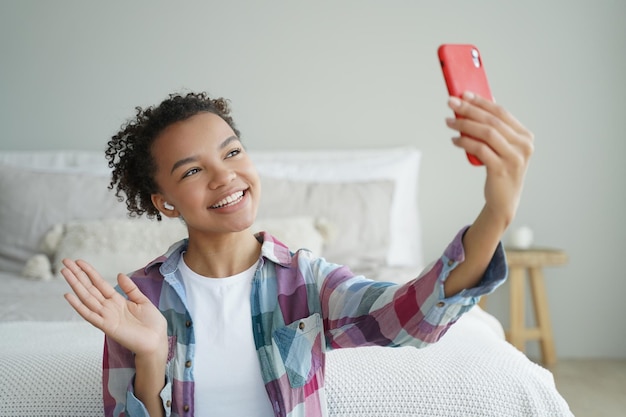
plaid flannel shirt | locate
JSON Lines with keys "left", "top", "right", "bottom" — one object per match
{"left": 102, "top": 228, "right": 507, "bottom": 417}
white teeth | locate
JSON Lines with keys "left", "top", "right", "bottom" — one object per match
{"left": 211, "top": 191, "right": 244, "bottom": 209}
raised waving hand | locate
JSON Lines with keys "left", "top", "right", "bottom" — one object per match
{"left": 61, "top": 259, "right": 168, "bottom": 357}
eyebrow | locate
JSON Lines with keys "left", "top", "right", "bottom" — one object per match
{"left": 170, "top": 135, "right": 240, "bottom": 174}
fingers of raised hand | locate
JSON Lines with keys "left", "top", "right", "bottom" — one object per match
{"left": 63, "top": 292, "right": 106, "bottom": 328}
{"left": 116, "top": 273, "right": 150, "bottom": 305}
{"left": 61, "top": 259, "right": 119, "bottom": 321}
{"left": 447, "top": 92, "right": 534, "bottom": 165}
{"left": 61, "top": 259, "right": 112, "bottom": 299}
{"left": 448, "top": 94, "right": 513, "bottom": 144}
{"left": 457, "top": 92, "right": 532, "bottom": 137}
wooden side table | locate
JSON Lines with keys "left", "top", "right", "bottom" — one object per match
{"left": 479, "top": 247, "right": 568, "bottom": 366}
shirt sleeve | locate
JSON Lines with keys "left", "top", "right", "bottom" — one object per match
{"left": 102, "top": 337, "right": 173, "bottom": 417}
{"left": 124, "top": 377, "right": 172, "bottom": 417}
{"left": 319, "top": 226, "right": 507, "bottom": 350}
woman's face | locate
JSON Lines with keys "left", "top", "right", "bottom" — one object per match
{"left": 150, "top": 112, "right": 261, "bottom": 237}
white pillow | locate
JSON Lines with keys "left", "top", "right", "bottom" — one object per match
{"left": 0, "top": 163, "right": 127, "bottom": 274}
{"left": 0, "top": 150, "right": 111, "bottom": 174}
{"left": 49, "top": 218, "right": 188, "bottom": 282}
{"left": 0, "top": 148, "right": 422, "bottom": 271}
{"left": 43, "top": 216, "right": 328, "bottom": 282}
{"left": 251, "top": 147, "right": 422, "bottom": 268}
{"left": 252, "top": 216, "right": 330, "bottom": 255}
{"left": 257, "top": 177, "right": 394, "bottom": 268}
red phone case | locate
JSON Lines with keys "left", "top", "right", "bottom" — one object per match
{"left": 438, "top": 44, "right": 494, "bottom": 166}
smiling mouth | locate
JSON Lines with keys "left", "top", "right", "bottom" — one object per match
{"left": 210, "top": 190, "right": 245, "bottom": 209}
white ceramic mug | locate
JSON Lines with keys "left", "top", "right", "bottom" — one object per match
{"left": 508, "top": 226, "right": 534, "bottom": 249}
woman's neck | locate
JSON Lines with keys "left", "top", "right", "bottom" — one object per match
{"left": 182, "top": 230, "right": 261, "bottom": 278}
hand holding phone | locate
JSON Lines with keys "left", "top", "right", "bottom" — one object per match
{"left": 438, "top": 44, "right": 494, "bottom": 166}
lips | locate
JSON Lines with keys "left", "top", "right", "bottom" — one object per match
{"left": 210, "top": 190, "right": 245, "bottom": 209}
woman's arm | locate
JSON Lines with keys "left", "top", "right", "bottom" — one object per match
{"left": 319, "top": 93, "right": 531, "bottom": 349}
{"left": 134, "top": 352, "right": 168, "bottom": 417}
{"left": 442, "top": 92, "right": 533, "bottom": 297}
{"left": 62, "top": 259, "right": 169, "bottom": 416}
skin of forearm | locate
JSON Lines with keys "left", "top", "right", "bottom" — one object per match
{"left": 134, "top": 351, "right": 168, "bottom": 417}
{"left": 443, "top": 204, "right": 510, "bottom": 298}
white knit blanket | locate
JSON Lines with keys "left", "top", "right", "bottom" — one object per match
{"left": 0, "top": 308, "right": 572, "bottom": 417}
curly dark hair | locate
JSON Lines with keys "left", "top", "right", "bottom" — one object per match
{"left": 105, "top": 91, "right": 240, "bottom": 221}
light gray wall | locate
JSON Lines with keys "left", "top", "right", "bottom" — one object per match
{"left": 1, "top": 1, "right": 625, "bottom": 359}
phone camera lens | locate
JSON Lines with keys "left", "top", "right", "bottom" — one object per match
{"left": 471, "top": 48, "right": 481, "bottom": 68}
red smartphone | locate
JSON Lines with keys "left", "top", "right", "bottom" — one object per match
{"left": 438, "top": 44, "right": 494, "bottom": 166}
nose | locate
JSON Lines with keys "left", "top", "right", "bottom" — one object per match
{"left": 208, "top": 165, "right": 236, "bottom": 190}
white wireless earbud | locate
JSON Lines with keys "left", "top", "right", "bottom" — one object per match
{"left": 163, "top": 202, "right": 175, "bottom": 211}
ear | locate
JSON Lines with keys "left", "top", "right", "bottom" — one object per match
{"left": 151, "top": 194, "right": 179, "bottom": 218}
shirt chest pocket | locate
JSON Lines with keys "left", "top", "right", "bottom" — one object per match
{"left": 272, "top": 313, "right": 323, "bottom": 388}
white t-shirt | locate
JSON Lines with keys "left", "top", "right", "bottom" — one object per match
{"left": 178, "top": 256, "right": 274, "bottom": 417}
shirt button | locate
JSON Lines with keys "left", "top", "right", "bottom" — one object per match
{"left": 183, "top": 404, "right": 190, "bottom": 412}
{"left": 437, "top": 301, "right": 445, "bottom": 308}
{"left": 185, "top": 360, "right": 192, "bottom": 368}
{"left": 447, "top": 259, "right": 454, "bottom": 267}
{"left": 165, "top": 400, "right": 171, "bottom": 408}
{"left": 185, "top": 320, "right": 192, "bottom": 327}
{"left": 298, "top": 321, "right": 306, "bottom": 330}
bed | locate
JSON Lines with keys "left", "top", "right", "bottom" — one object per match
{"left": 0, "top": 148, "right": 573, "bottom": 416}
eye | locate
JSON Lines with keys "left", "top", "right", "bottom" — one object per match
{"left": 225, "top": 147, "right": 242, "bottom": 159}
{"left": 182, "top": 168, "right": 200, "bottom": 179}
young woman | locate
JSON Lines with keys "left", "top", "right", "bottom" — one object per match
{"left": 62, "top": 91, "right": 533, "bottom": 417}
